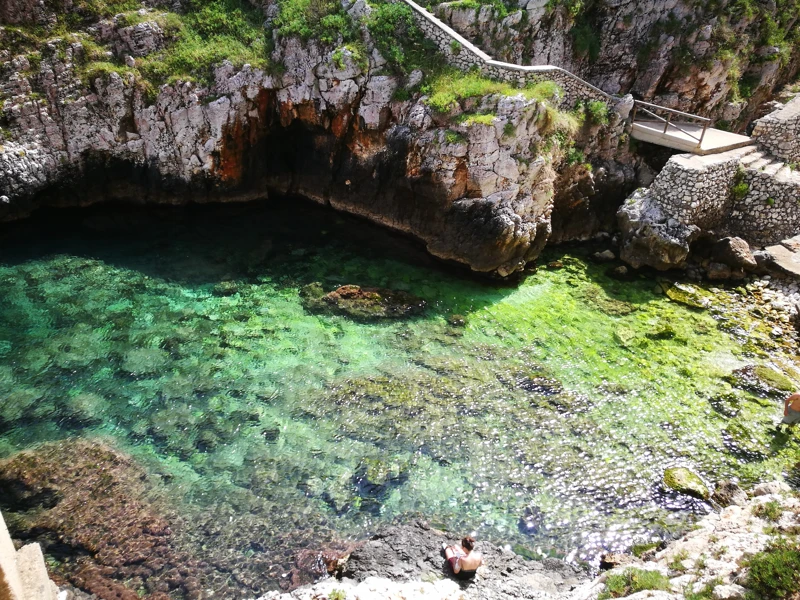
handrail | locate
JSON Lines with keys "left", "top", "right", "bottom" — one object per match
{"left": 632, "top": 99, "right": 711, "bottom": 123}
{"left": 631, "top": 102, "right": 711, "bottom": 147}
{"left": 399, "top": 0, "right": 714, "bottom": 147}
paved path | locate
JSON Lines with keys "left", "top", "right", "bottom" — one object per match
{"left": 632, "top": 120, "right": 753, "bottom": 154}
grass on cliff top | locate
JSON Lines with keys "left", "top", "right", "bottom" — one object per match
{"left": 423, "top": 70, "right": 562, "bottom": 113}
{"left": 134, "top": 0, "right": 271, "bottom": 86}
{"left": 598, "top": 569, "right": 671, "bottom": 599}
{"left": 274, "top": 0, "right": 356, "bottom": 45}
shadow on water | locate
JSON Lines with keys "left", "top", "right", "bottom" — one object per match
{"left": 0, "top": 195, "right": 520, "bottom": 317}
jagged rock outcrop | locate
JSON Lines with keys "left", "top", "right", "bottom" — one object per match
{"left": 433, "top": 0, "right": 800, "bottom": 128}
{"left": 0, "top": 9, "right": 632, "bottom": 276}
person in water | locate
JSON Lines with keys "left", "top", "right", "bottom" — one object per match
{"left": 443, "top": 536, "right": 483, "bottom": 576}
{"left": 780, "top": 392, "right": 800, "bottom": 429}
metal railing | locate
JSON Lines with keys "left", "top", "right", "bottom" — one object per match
{"left": 631, "top": 100, "right": 712, "bottom": 148}
{"left": 399, "top": 0, "right": 717, "bottom": 149}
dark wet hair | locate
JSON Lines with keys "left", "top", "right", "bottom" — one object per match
{"left": 462, "top": 537, "right": 475, "bottom": 551}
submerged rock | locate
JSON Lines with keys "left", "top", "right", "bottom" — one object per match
{"left": 660, "top": 282, "right": 713, "bottom": 309}
{"left": 663, "top": 467, "right": 709, "bottom": 500}
{"left": 300, "top": 283, "right": 426, "bottom": 320}
{"left": 725, "top": 365, "right": 796, "bottom": 395}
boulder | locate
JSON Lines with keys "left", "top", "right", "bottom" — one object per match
{"left": 712, "top": 237, "right": 757, "bottom": 270}
{"left": 706, "top": 262, "right": 731, "bottom": 280}
{"left": 752, "top": 480, "right": 790, "bottom": 496}
{"left": 725, "top": 365, "right": 796, "bottom": 395}
{"left": 712, "top": 583, "right": 746, "bottom": 600}
{"left": 663, "top": 467, "right": 709, "bottom": 500}
{"left": 618, "top": 190, "right": 701, "bottom": 271}
{"left": 711, "top": 481, "right": 747, "bottom": 507}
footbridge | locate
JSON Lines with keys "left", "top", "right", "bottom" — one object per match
{"left": 395, "top": 0, "right": 752, "bottom": 155}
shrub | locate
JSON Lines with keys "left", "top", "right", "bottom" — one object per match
{"left": 598, "top": 569, "right": 671, "bottom": 599}
{"left": 571, "top": 20, "right": 600, "bottom": 62}
{"left": 450, "top": 40, "right": 462, "bottom": 55}
{"left": 745, "top": 538, "right": 800, "bottom": 600}
{"left": 585, "top": 99, "right": 609, "bottom": 125}
{"left": 136, "top": 0, "right": 271, "bottom": 86}
{"left": 503, "top": 122, "right": 515, "bottom": 137}
{"left": 731, "top": 181, "right": 749, "bottom": 201}
{"left": 328, "top": 590, "right": 347, "bottom": 600}
{"left": 366, "top": 2, "right": 441, "bottom": 74}
{"left": 274, "top": 0, "right": 355, "bottom": 45}
{"left": 566, "top": 146, "right": 585, "bottom": 165}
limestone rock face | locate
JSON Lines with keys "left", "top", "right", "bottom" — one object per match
{"left": 433, "top": 0, "right": 800, "bottom": 128}
{"left": 617, "top": 189, "right": 700, "bottom": 270}
{"left": 0, "top": 25, "right": 631, "bottom": 276}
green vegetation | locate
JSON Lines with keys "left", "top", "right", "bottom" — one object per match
{"left": 684, "top": 578, "right": 723, "bottom": 600}
{"left": 503, "top": 121, "right": 515, "bottom": 137}
{"left": 565, "top": 146, "right": 585, "bottom": 165}
{"left": 731, "top": 182, "right": 749, "bottom": 201}
{"left": 450, "top": 40, "right": 462, "bottom": 55}
{"left": 422, "top": 71, "right": 564, "bottom": 113}
{"left": 328, "top": 590, "right": 347, "bottom": 600}
{"left": 456, "top": 112, "right": 496, "bottom": 125}
{"left": 598, "top": 569, "right": 672, "bottom": 599}
{"left": 753, "top": 500, "right": 783, "bottom": 522}
{"left": 631, "top": 541, "right": 661, "bottom": 557}
{"left": 584, "top": 99, "right": 609, "bottom": 125}
{"left": 668, "top": 548, "right": 690, "bottom": 571}
{"left": 570, "top": 20, "right": 600, "bottom": 62}
{"left": 444, "top": 129, "right": 466, "bottom": 143}
{"left": 745, "top": 538, "right": 800, "bottom": 600}
{"left": 274, "top": 0, "right": 355, "bottom": 44}
{"left": 366, "top": 2, "right": 441, "bottom": 74}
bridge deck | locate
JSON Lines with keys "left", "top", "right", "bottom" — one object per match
{"left": 632, "top": 120, "right": 753, "bottom": 155}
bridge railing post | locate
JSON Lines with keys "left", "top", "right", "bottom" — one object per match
{"left": 663, "top": 112, "right": 672, "bottom": 134}
{"left": 699, "top": 120, "right": 709, "bottom": 148}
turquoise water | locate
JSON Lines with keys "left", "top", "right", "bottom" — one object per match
{"left": 0, "top": 199, "right": 798, "bottom": 594}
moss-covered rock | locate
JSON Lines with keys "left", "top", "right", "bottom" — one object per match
{"left": 661, "top": 282, "right": 713, "bottom": 310}
{"left": 725, "top": 365, "right": 796, "bottom": 396}
{"left": 663, "top": 467, "right": 709, "bottom": 500}
{"left": 300, "top": 283, "right": 426, "bottom": 320}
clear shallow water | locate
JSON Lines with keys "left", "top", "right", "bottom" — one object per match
{"left": 0, "top": 199, "right": 798, "bottom": 592}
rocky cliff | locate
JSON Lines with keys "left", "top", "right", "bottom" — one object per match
{"left": 0, "top": 0, "right": 641, "bottom": 276}
{"left": 435, "top": 0, "right": 800, "bottom": 130}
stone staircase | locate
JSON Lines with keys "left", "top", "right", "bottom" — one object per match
{"left": 739, "top": 147, "right": 800, "bottom": 183}
{"left": 397, "top": 0, "right": 751, "bottom": 155}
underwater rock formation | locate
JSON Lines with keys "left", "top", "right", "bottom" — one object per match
{"left": 300, "top": 283, "right": 426, "bottom": 320}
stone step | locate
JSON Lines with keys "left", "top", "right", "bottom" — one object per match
{"left": 775, "top": 165, "right": 794, "bottom": 180}
{"left": 761, "top": 160, "right": 785, "bottom": 175}
{"left": 747, "top": 157, "right": 773, "bottom": 171}
{"left": 739, "top": 151, "right": 767, "bottom": 166}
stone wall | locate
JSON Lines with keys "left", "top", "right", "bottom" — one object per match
{"left": 728, "top": 169, "right": 800, "bottom": 245}
{"left": 752, "top": 95, "right": 800, "bottom": 164}
{"left": 0, "top": 510, "right": 59, "bottom": 600}
{"left": 646, "top": 151, "right": 741, "bottom": 229}
{"left": 389, "top": 0, "right": 613, "bottom": 107}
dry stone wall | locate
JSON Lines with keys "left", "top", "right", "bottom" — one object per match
{"left": 646, "top": 152, "right": 741, "bottom": 229}
{"left": 729, "top": 169, "right": 800, "bottom": 245}
{"left": 389, "top": 0, "right": 613, "bottom": 107}
{"left": 752, "top": 95, "right": 800, "bottom": 164}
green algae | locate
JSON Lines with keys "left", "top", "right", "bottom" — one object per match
{"left": 663, "top": 467, "right": 709, "bottom": 500}
{"left": 0, "top": 200, "right": 798, "bottom": 590}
